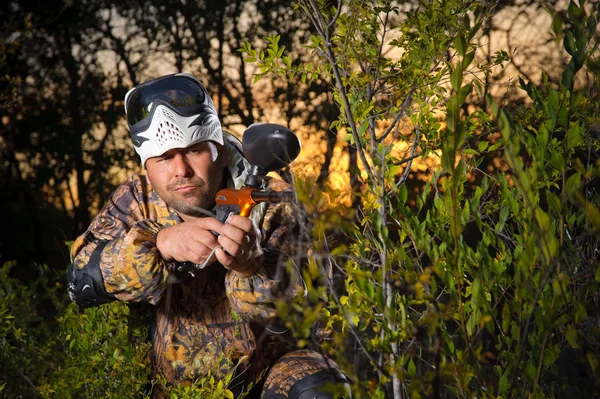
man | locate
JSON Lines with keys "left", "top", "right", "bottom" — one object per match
{"left": 67, "top": 73, "right": 351, "bottom": 398}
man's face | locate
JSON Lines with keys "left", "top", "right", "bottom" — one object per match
{"left": 145, "top": 142, "right": 227, "bottom": 218}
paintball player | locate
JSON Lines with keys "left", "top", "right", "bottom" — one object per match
{"left": 67, "top": 73, "right": 351, "bottom": 398}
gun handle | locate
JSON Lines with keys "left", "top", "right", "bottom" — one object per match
{"left": 213, "top": 204, "right": 240, "bottom": 224}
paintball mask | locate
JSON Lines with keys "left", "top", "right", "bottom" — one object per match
{"left": 124, "top": 73, "right": 224, "bottom": 166}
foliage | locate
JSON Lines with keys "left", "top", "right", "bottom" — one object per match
{"left": 0, "top": 260, "right": 258, "bottom": 398}
{"left": 0, "top": 261, "right": 64, "bottom": 398}
{"left": 0, "top": 261, "right": 153, "bottom": 398}
{"left": 2, "top": 0, "right": 600, "bottom": 398}
{"left": 244, "top": 0, "right": 600, "bottom": 397}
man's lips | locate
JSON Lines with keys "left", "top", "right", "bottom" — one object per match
{"left": 174, "top": 185, "right": 199, "bottom": 193}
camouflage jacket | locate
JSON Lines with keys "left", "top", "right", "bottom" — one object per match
{"left": 69, "top": 139, "right": 304, "bottom": 385}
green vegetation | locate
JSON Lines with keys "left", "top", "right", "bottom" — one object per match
{"left": 1, "top": 0, "right": 599, "bottom": 398}
{"left": 245, "top": 0, "right": 600, "bottom": 397}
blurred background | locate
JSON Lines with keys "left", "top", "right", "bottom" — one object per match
{"left": 0, "top": 0, "right": 574, "bottom": 273}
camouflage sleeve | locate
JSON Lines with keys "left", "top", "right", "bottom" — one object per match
{"left": 224, "top": 197, "right": 306, "bottom": 323}
{"left": 70, "top": 176, "right": 171, "bottom": 305}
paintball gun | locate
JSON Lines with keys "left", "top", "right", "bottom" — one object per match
{"left": 213, "top": 123, "right": 301, "bottom": 222}
{"left": 177, "top": 123, "right": 301, "bottom": 274}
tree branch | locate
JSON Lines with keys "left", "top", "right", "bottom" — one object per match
{"left": 377, "top": 88, "right": 415, "bottom": 142}
{"left": 301, "top": 0, "right": 374, "bottom": 179}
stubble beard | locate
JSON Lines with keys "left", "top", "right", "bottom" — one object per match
{"left": 170, "top": 190, "right": 216, "bottom": 217}
{"left": 157, "top": 172, "right": 224, "bottom": 219}
{"left": 172, "top": 181, "right": 223, "bottom": 218}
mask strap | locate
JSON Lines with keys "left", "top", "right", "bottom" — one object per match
{"left": 207, "top": 141, "right": 218, "bottom": 162}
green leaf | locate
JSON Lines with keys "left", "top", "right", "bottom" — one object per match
{"left": 535, "top": 207, "right": 550, "bottom": 232}
{"left": 566, "top": 173, "right": 581, "bottom": 193}
{"left": 552, "top": 13, "right": 564, "bottom": 35}
{"left": 566, "top": 326, "right": 579, "bottom": 348}
{"left": 557, "top": 107, "right": 569, "bottom": 129}
{"left": 455, "top": 123, "right": 466, "bottom": 149}
{"left": 562, "top": 60, "right": 576, "bottom": 89}
{"left": 454, "top": 32, "right": 466, "bottom": 57}
{"left": 524, "top": 361, "right": 537, "bottom": 381}
{"left": 487, "top": 94, "right": 499, "bottom": 118}
{"left": 470, "top": 278, "right": 482, "bottom": 308}
{"left": 547, "top": 192, "right": 562, "bottom": 214}
{"left": 537, "top": 124, "right": 549, "bottom": 149}
{"left": 450, "top": 62, "right": 463, "bottom": 91}
{"left": 550, "top": 151, "right": 564, "bottom": 171}
{"left": 446, "top": 97, "right": 457, "bottom": 132}
{"left": 457, "top": 83, "right": 473, "bottom": 105}
{"left": 442, "top": 144, "right": 455, "bottom": 173}
{"left": 499, "top": 111, "right": 511, "bottom": 139}
{"left": 548, "top": 87, "right": 559, "bottom": 115}
{"left": 564, "top": 32, "right": 576, "bottom": 56}
{"left": 496, "top": 206, "right": 509, "bottom": 233}
{"left": 462, "top": 50, "right": 475, "bottom": 69}
{"left": 567, "top": 121, "right": 581, "bottom": 150}
{"left": 489, "top": 142, "right": 502, "bottom": 152}
{"left": 499, "top": 370, "right": 509, "bottom": 393}
{"left": 408, "top": 359, "right": 416, "bottom": 376}
{"left": 567, "top": 1, "right": 584, "bottom": 22}
{"left": 399, "top": 184, "right": 408, "bottom": 203}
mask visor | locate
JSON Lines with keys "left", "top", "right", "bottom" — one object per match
{"left": 126, "top": 76, "right": 208, "bottom": 127}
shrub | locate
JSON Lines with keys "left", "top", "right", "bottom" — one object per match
{"left": 243, "top": 0, "right": 600, "bottom": 397}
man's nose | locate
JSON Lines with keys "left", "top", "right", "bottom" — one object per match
{"left": 172, "top": 153, "right": 192, "bottom": 177}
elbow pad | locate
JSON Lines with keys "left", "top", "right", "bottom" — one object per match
{"left": 67, "top": 241, "right": 116, "bottom": 308}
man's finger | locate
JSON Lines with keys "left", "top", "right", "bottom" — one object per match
{"left": 192, "top": 228, "right": 220, "bottom": 248}
{"left": 218, "top": 235, "right": 242, "bottom": 258}
{"left": 214, "top": 246, "right": 233, "bottom": 267}
{"left": 224, "top": 215, "right": 253, "bottom": 233}
{"left": 221, "top": 223, "right": 247, "bottom": 244}
{"left": 194, "top": 217, "right": 225, "bottom": 232}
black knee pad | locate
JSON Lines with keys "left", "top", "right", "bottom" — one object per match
{"left": 288, "top": 370, "right": 352, "bottom": 399}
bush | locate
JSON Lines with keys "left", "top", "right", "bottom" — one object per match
{"left": 244, "top": 0, "right": 600, "bottom": 397}
{"left": 0, "top": 261, "right": 153, "bottom": 398}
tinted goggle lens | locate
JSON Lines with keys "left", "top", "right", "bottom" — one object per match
{"left": 126, "top": 77, "right": 207, "bottom": 126}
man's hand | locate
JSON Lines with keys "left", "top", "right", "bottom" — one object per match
{"left": 156, "top": 217, "right": 222, "bottom": 264}
{"left": 214, "top": 215, "right": 262, "bottom": 277}
{"left": 156, "top": 215, "right": 261, "bottom": 277}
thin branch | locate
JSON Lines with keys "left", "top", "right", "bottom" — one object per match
{"left": 301, "top": 0, "right": 374, "bottom": 179}
{"left": 393, "top": 153, "right": 421, "bottom": 166}
{"left": 373, "top": 5, "right": 390, "bottom": 91}
{"left": 326, "top": 0, "right": 343, "bottom": 36}
{"left": 323, "top": 253, "right": 388, "bottom": 376}
{"left": 389, "top": 125, "right": 421, "bottom": 195}
{"left": 306, "top": 0, "right": 327, "bottom": 36}
{"left": 377, "top": 88, "right": 415, "bottom": 142}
